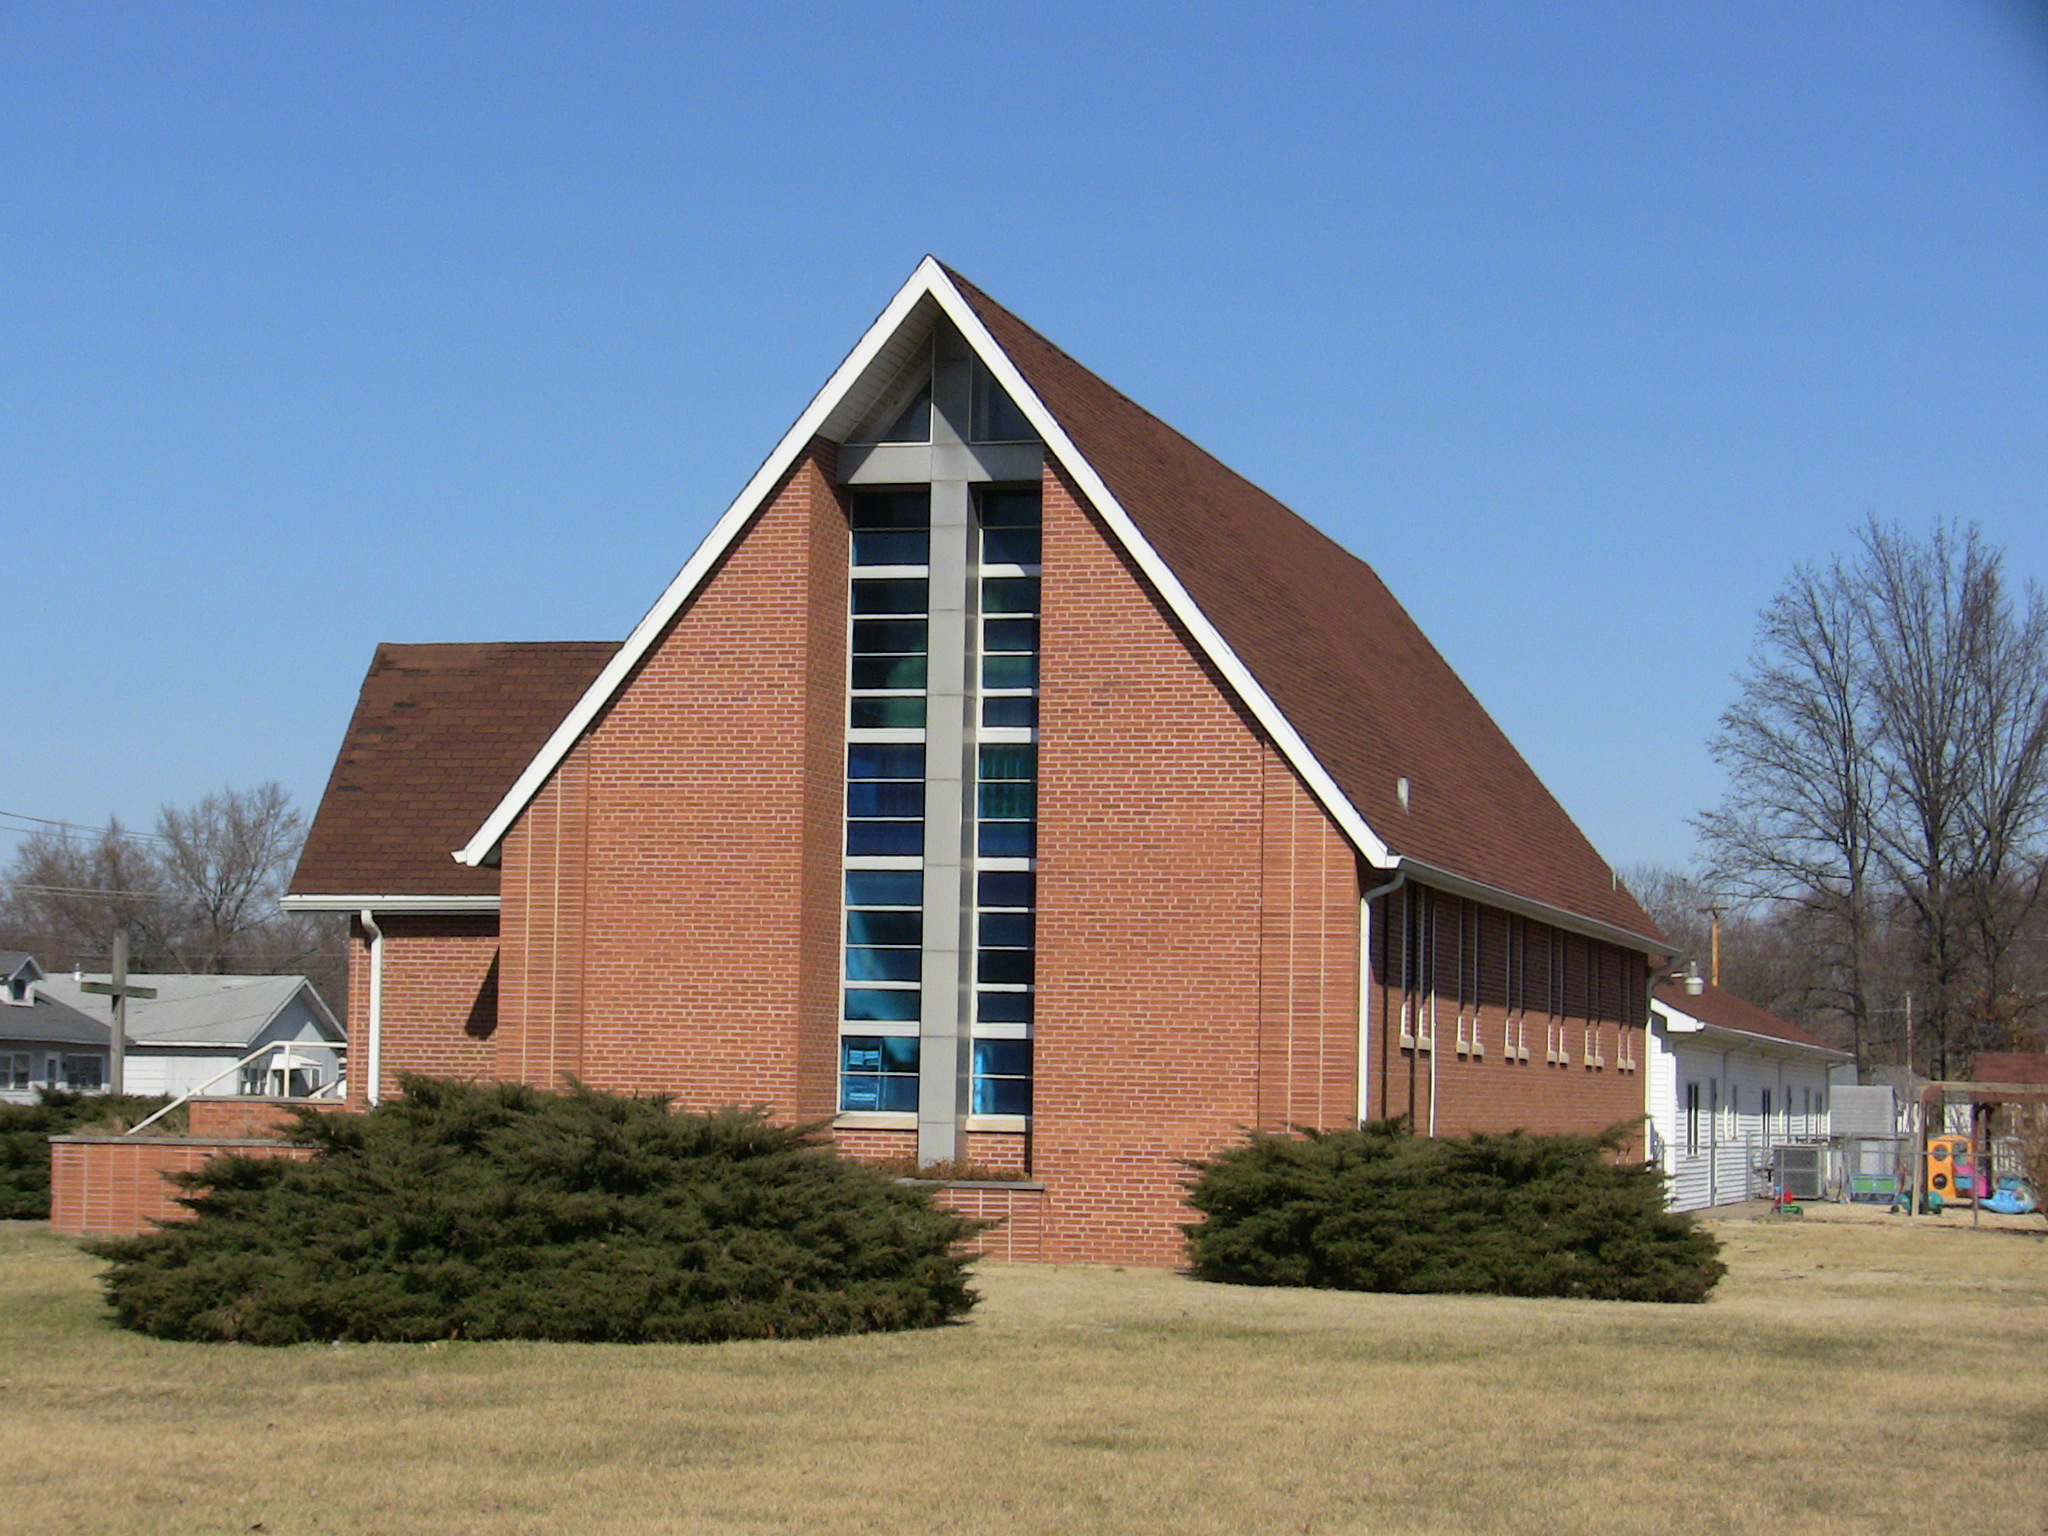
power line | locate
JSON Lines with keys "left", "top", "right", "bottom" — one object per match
{"left": 0, "top": 810, "right": 176, "bottom": 846}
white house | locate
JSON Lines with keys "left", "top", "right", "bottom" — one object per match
{"left": 0, "top": 952, "right": 110, "bottom": 1102}
{"left": 37, "top": 971, "right": 345, "bottom": 1099}
{"left": 1648, "top": 981, "right": 1849, "bottom": 1210}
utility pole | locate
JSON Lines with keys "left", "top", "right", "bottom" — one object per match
{"left": 1697, "top": 904, "right": 1724, "bottom": 987}
{"left": 80, "top": 931, "right": 156, "bottom": 1096}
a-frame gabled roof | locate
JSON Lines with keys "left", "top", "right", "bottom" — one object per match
{"left": 457, "top": 259, "right": 1664, "bottom": 953}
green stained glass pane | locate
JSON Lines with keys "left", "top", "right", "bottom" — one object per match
{"left": 852, "top": 579, "right": 928, "bottom": 615}
{"left": 849, "top": 491, "right": 931, "bottom": 529}
{"left": 851, "top": 654, "right": 927, "bottom": 690}
{"left": 852, "top": 619, "right": 928, "bottom": 656}
{"left": 978, "top": 781, "right": 1035, "bottom": 819}
{"left": 983, "top": 618, "right": 1037, "bottom": 653}
{"left": 980, "top": 488, "right": 1041, "bottom": 527}
{"left": 979, "top": 744, "right": 1036, "bottom": 781}
{"left": 850, "top": 696, "right": 927, "bottom": 729}
{"left": 982, "top": 654, "right": 1038, "bottom": 690}
{"left": 982, "top": 576, "right": 1039, "bottom": 614}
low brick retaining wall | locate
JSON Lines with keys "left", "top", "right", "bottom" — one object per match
{"left": 49, "top": 1134, "right": 314, "bottom": 1237}
{"left": 184, "top": 1096, "right": 310, "bottom": 1141}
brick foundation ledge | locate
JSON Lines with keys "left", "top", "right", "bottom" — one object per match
{"left": 916, "top": 1181, "right": 1048, "bottom": 1263}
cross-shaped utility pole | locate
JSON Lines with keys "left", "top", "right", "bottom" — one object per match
{"left": 80, "top": 931, "right": 156, "bottom": 1096}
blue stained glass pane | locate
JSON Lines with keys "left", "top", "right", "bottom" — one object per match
{"left": 978, "top": 744, "right": 1036, "bottom": 780}
{"left": 880, "top": 384, "right": 931, "bottom": 444}
{"left": 848, "top": 743, "right": 925, "bottom": 779}
{"left": 851, "top": 655, "right": 928, "bottom": 690}
{"left": 976, "top": 989, "right": 1033, "bottom": 1024}
{"left": 846, "top": 870, "right": 922, "bottom": 906}
{"left": 852, "top": 619, "right": 928, "bottom": 655}
{"left": 982, "top": 654, "right": 1038, "bottom": 690}
{"left": 974, "top": 1039, "right": 1032, "bottom": 1077}
{"left": 847, "top": 821, "right": 924, "bottom": 857}
{"left": 981, "top": 576, "right": 1039, "bottom": 614}
{"left": 978, "top": 822, "right": 1035, "bottom": 858}
{"left": 982, "top": 697, "right": 1038, "bottom": 728}
{"left": 852, "top": 578, "right": 929, "bottom": 614}
{"left": 846, "top": 946, "right": 922, "bottom": 983}
{"left": 977, "top": 949, "right": 1034, "bottom": 985}
{"left": 846, "top": 909, "right": 921, "bottom": 946}
{"left": 847, "top": 780, "right": 924, "bottom": 818}
{"left": 980, "top": 489, "right": 1042, "bottom": 527}
{"left": 840, "top": 1075, "right": 884, "bottom": 1111}
{"left": 978, "top": 912, "right": 1032, "bottom": 948}
{"left": 879, "top": 1075, "right": 920, "bottom": 1112}
{"left": 844, "top": 988, "right": 920, "bottom": 1022}
{"left": 978, "top": 781, "right": 1035, "bottom": 819}
{"left": 983, "top": 618, "right": 1037, "bottom": 653}
{"left": 850, "top": 696, "right": 927, "bottom": 729}
{"left": 977, "top": 871, "right": 1034, "bottom": 909}
{"left": 852, "top": 529, "right": 930, "bottom": 567}
{"left": 982, "top": 528, "right": 1041, "bottom": 566}
{"left": 849, "top": 491, "right": 931, "bottom": 528}
{"left": 972, "top": 1076, "right": 1032, "bottom": 1116}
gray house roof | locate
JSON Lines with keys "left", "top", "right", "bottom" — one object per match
{"left": 0, "top": 990, "right": 109, "bottom": 1049}
{"left": 38, "top": 974, "right": 342, "bottom": 1049}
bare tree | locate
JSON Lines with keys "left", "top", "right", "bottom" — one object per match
{"left": 0, "top": 784, "right": 344, "bottom": 1015}
{"left": 1698, "top": 519, "right": 2048, "bottom": 1078}
{"left": 154, "top": 783, "right": 307, "bottom": 973}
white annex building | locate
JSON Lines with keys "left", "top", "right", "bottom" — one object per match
{"left": 1647, "top": 981, "right": 1849, "bottom": 1209}
{"left": 37, "top": 971, "right": 345, "bottom": 1100}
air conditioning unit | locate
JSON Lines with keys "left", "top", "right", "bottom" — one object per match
{"left": 1774, "top": 1145, "right": 1826, "bottom": 1202}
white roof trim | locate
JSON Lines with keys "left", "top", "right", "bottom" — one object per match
{"left": 457, "top": 257, "right": 1393, "bottom": 868}
{"left": 1398, "top": 858, "right": 1668, "bottom": 957}
{"left": 1649, "top": 998, "right": 1851, "bottom": 1060}
{"left": 280, "top": 895, "right": 501, "bottom": 914}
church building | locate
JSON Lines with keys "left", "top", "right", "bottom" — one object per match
{"left": 287, "top": 260, "right": 1672, "bottom": 1266}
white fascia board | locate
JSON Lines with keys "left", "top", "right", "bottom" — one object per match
{"left": 1398, "top": 858, "right": 1669, "bottom": 958}
{"left": 1697, "top": 1022, "right": 1851, "bottom": 1061}
{"left": 279, "top": 895, "right": 501, "bottom": 915}
{"left": 924, "top": 275, "right": 1390, "bottom": 868}
{"left": 454, "top": 257, "right": 1391, "bottom": 869}
{"left": 456, "top": 261, "right": 950, "bottom": 867}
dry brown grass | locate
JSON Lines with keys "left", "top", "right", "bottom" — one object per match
{"left": 1, "top": 1210, "right": 2043, "bottom": 1535}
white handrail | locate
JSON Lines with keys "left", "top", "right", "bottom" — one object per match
{"left": 123, "top": 1042, "right": 328, "bottom": 1136}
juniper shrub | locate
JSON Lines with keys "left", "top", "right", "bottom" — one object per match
{"left": 1182, "top": 1119, "right": 1724, "bottom": 1303}
{"left": 88, "top": 1076, "right": 988, "bottom": 1344}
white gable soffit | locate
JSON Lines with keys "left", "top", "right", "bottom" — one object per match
{"left": 458, "top": 257, "right": 1390, "bottom": 868}
{"left": 1651, "top": 1002, "right": 1851, "bottom": 1062}
{"left": 280, "top": 894, "right": 501, "bottom": 915}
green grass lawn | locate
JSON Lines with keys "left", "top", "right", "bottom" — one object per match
{"left": 1, "top": 1212, "right": 2043, "bottom": 1535}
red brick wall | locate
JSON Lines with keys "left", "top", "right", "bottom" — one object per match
{"left": 49, "top": 1137, "right": 314, "bottom": 1237}
{"left": 497, "top": 444, "right": 847, "bottom": 1115}
{"left": 185, "top": 1098, "right": 302, "bottom": 1140}
{"left": 939, "top": 1185, "right": 1046, "bottom": 1262}
{"left": 1367, "top": 887, "right": 1646, "bottom": 1151}
{"left": 348, "top": 914, "right": 501, "bottom": 1108}
{"left": 1031, "top": 464, "right": 1361, "bottom": 1266}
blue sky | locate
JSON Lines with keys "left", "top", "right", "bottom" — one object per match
{"left": 3, "top": 2, "right": 2044, "bottom": 876}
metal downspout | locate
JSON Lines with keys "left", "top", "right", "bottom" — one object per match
{"left": 359, "top": 909, "right": 384, "bottom": 1107}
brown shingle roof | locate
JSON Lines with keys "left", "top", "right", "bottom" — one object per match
{"left": 946, "top": 268, "right": 1660, "bottom": 943}
{"left": 1653, "top": 980, "right": 1844, "bottom": 1054}
{"left": 290, "top": 642, "right": 618, "bottom": 898}
{"left": 1968, "top": 1052, "right": 2048, "bottom": 1086}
